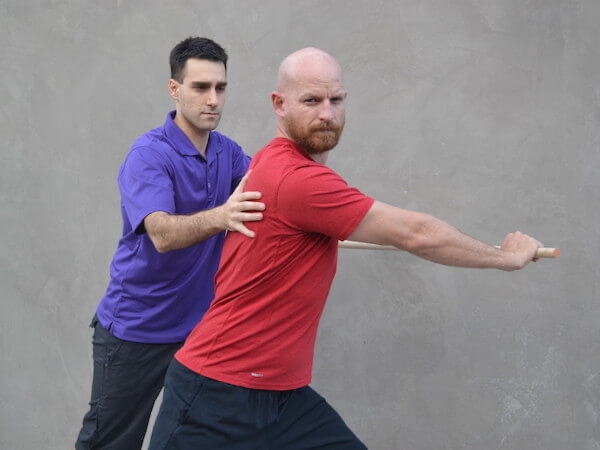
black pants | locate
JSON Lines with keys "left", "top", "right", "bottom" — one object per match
{"left": 149, "top": 359, "right": 367, "bottom": 449}
{"left": 74, "top": 316, "right": 183, "bottom": 450}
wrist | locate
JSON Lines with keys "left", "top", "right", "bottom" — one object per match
{"left": 499, "top": 251, "right": 522, "bottom": 271}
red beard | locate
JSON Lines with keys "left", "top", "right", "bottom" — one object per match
{"left": 285, "top": 120, "right": 344, "bottom": 154}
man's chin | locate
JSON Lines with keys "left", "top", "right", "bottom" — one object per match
{"left": 309, "top": 137, "right": 339, "bottom": 153}
{"left": 196, "top": 120, "right": 220, "bottom": 132}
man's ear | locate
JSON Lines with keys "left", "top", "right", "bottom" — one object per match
{"left": 271, "top": 91, "right": 284, "bottom": 117}
{"left": 168, "top": 79, "right": 179, "bottom": 101}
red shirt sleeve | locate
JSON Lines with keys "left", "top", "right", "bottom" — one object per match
{"left": 277, "top": 164, "right": 375, "bottom": 241}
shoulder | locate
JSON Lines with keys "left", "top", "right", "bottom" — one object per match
{"left": 128, "top": 125, "right": 171, "bottom": 155}
{"left": 122, "top": 135, "right": 173, "bottom": 173}
{"left": 284, "top": 162, "right": 347, "bottom": 188}
{"left": 128, "top": 119, "right": 190, "bottom": 159}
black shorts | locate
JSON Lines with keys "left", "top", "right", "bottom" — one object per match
{"left": 149, "top": 359, "right": 367, "bottom": 449}
{"left": 75, "top": 316, "right": 183, "bottom": 450}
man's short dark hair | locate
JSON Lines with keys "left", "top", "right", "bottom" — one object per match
{"left": 170, "top": 37, "right": 228, "bottom": 83}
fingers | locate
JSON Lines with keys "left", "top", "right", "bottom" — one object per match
{"left": 232, "top": 211, "right": 264, "bottom": 223}
{"left": 501, "top": 231, "right": 544, "bottom": 268}
{"left": 222, "top": 207, "right": 264, "bottom": 235}
{"left": 232, "top": 171, "right": 263, "bottom": 204}
{"left": 236, "top": 199, "right": 266, "bottom": 213}
{"left": 228, "top": 171, "right": 265, "bottom": 213}
{"left": 502, "top": 231, "right": 541, "bottom": 249}
{"left": 233, "top": 170, "right": 263, "bottom": 198}
{"left": 225, "top": 170, "right": 266, "bottom": 236}
{"left": 231, "top": 222, "right": 256, "bottom": 239}
{"left": 227, "top": 209, "right": 263, "bottom": 238}
{"left": 237, "top": 191, "right": 264, "bottom": 202}
{"left": 233, "top": 170, "right": 252, "bottom": 194}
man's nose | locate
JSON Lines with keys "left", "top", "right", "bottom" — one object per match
{"left": 318, "top": 101, "right": 334, "bottom": 121}
{"left": 207, "top": 89, "right": 218, "bottom": 106}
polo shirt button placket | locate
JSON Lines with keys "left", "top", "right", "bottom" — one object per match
{"left": 206, "top": 163, "right": 214, "bottom": 203}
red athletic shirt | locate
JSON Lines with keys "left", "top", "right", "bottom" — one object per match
{"left": 175, "top": 138, "right": 374, "bottom": 390}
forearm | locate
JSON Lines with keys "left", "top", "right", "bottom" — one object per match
{"left": 402, "top": 215, "right": 520, "bottom": 270}
{"left": 144, "top": 172, "right": 265, "bottom": 253}
{"left": 145, "top": 207, "right": 225, "bottom": 253}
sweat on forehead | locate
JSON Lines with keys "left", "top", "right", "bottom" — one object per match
{"left": 276, "top": 48, "right": 343, "bottom": 91}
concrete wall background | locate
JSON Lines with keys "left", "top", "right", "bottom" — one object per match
{"left": 1, "top": 1, "right": 598, "bottom": 449}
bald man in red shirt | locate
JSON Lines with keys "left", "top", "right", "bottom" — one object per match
{"left": 149, "top": 47, "right": 542, "bottom": 450}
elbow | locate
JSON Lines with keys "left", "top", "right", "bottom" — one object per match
{"left": 148, "top": 233, "right": 174, "bottom": 253}
{"left": 143, "top": 214, "right": 172, "bottom": 253}
{"left": 154, "top": 243, "right": 171, "bottom": 254}
{"left": 401, "top": 234, "right": 435, "bottom": 255}
{"left": 152, "top": 241, "right": 171, "bottom": 254}
{"left": 396, "top": 215, "right": 440, "bottom": 255}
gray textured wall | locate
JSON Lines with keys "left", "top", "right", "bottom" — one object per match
{"left": 1, "top": 1, "right": 598, "bottom": 449}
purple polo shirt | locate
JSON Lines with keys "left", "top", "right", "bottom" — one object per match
{"left": 96, "top": 111, "right": 250, "bottom": 343}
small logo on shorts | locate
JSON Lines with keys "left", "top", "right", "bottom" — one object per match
{"left": 251, "top": 372, "right": 264, "bottom": 378}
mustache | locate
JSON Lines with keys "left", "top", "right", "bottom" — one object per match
{"left": 310, "top": 123, "right": 341, "bottom": 132}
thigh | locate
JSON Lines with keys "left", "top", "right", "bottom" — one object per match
{"left": 89, "top": 318, "right": 181, "bottom": 410}
{"left": 270, "top": 386, "right": 367, "bottom": 450}
{"left": 150, "top": 360, "right": 278, "bottom": 450}
{"left": 76, "top": 318, "right": 182, "bottom": 450}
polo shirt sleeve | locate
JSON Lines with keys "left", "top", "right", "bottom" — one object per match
{"left": 277, "top": 165, "right": 374, "bottom": 241}
{"left": 118, "top": 146, "right": 176, "bottom": 234}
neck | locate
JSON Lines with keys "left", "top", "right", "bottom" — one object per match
{"left": 174, "top": 114, "right": 210, "bottom": 156}
{"left": 307, "top": 151, "right": 328, "bottom": 165}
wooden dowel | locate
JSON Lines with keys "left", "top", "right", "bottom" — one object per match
{"left": 338, "top": 241, "right": 559, "bottom": 259}
{"left": 338, "top": 241, "right": 396, "bottom": 251}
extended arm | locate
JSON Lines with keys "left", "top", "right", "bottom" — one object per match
{"left": 144, "top": 171, "right": 265, "bottom": 253}
{"left": 347, "top": 201, "right": 542, "bottom": 271}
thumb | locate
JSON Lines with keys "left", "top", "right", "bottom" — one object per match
{"left": 234, "top": 169, "right": 252, "bottom": 194}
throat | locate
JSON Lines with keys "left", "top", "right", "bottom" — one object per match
{"left": 308, "top": 151, "right": 329, "bottom": 165}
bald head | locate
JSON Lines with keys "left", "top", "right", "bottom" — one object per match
{"left": 276, "top": 48, "right": 344, "bottom": 94}
{"left": 272, "top": 48, "right": 347, "bottom": 161}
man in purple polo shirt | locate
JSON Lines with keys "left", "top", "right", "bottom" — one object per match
{"left": 74, "top": 37, "right": 265, "bottom": 450}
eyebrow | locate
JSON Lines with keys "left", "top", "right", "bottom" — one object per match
{"left": 300, "top": 90, "right": 346, "bottom": 100}
{"left": 189, "top": 81, "right": 228, "bottom": 88}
